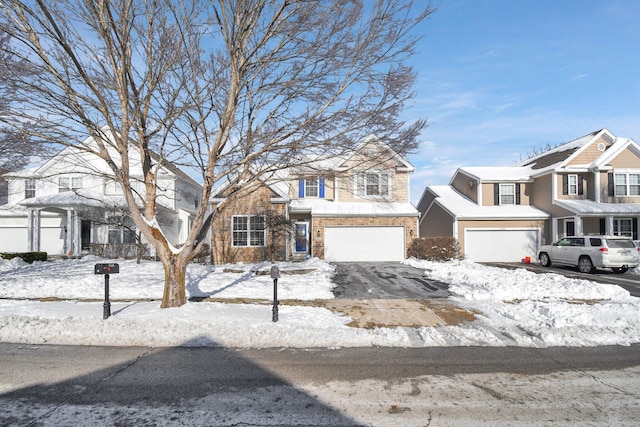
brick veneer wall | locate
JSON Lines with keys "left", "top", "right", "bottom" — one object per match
{"left": 211, "top": 186, "right": 288, "bottom": 264}
{"left": 311, "top": 216, "right": 418, "bottom": 259}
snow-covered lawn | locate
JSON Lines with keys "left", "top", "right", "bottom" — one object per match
{"left": 0, "top": 255, "right": 638, "bottom": 348}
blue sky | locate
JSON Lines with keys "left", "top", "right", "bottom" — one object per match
{"left": 405, "top": 0, "right": 640, "bottom": 203}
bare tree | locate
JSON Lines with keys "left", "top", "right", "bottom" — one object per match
{"left": 0, "top": 33, "right": 46, "bottom": 202}
{"left": 0, "top": 0, "right": 431, "bottom": 308}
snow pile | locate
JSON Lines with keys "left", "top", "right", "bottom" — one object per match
{"left": 0, "top": 256, "right": 639, "bottom": 348}
{"left": 408, "top": 258, "right": 640, "bottom": 347}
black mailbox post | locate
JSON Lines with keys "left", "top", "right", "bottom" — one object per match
{"left": 270, "top": 265, "right": 280, "bottom": 322}
{"left": 95, "top": 263, "right": 119, "bottom": 319}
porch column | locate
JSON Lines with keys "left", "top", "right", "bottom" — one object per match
{"left": 574, "top": 216, "right": 583, "bottom": 236}
{"left": 66, "top": 209, "right": 74, "bottom": 256}
{"left": 27, "top": 209, "right": 41, "bottom": 252}
{"left": 607, "top": 216, "right": 614, "bottom": 235}
{"left": 551, "top": 217, "right": 558, "bottom": 242}
{"left": 74, "top": 210, "right": 81, "bottom": 256}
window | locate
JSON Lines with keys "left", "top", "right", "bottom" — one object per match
{"left": 356, "top": 172, "right": 389, "bottom": 197}
{"left": 232, "top": 215, "right": 265, "bottom": 247}
{"left": 614, "top": 172, "right": 640, "bottom": 196}
{"left": 298, "top": 177, "right": 324, "bottom": 198}
{"left": 499, "top": 184, "right": 515, "bottom": 205}
{"left": 568, "top": 174, "right": 578, "bottom": 195}
{"left": 305, "top": 178, "right": 319, "bottom": 198}
{"left": 614, "top": 218, "right": 633, "bottom": 237}
{"left": 108, "top": 225, "right": 137, "bottom": 244}
{"left": 24, "top": 179, "right": 35, "bottom": 199}
{"left": 59, "top": 176, "right": 83, "bottom": 193}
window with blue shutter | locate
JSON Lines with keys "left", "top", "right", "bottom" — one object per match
{"left": 299, "top": 178, "right": 324, "bottom": 198}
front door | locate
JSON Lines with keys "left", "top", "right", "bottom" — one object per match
{"left": 294, "top": 222, "right": 309, "bottom": 255}
{"left": 566, "top": 220, "right": 575, "bottom": 237}
{"left": 81, "top": 220, "right": 91, "bottom": 251}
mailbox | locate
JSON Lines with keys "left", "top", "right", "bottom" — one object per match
{"left": 95, "top": 263, "right": 119, "bottom": 274}
{"left": 270, "top": 265, "right": 280, "bottom": 279}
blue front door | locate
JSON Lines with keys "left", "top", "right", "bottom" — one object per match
{"left": 295, "top": 222, "right": 309, "bottom": 253}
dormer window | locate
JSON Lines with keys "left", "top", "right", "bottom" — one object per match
{"left": 356, "top": 172, "right": 389, "bottom": 197}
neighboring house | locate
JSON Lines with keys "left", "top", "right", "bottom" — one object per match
{"left": 210, "top": 135, "right": 420, "bottom": 263}
{"left": 418, "top": 129, "right": 640, "bottom": 262}
{"left": 0, "top": 129, "right": 203, "bottom": 257}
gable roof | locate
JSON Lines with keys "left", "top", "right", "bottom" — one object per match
{"left": 334, "top": 134, "right": 414, "bottom": 172}
{"left": 454, "top": 166, "right": 533, "bottom": 183}
{"left": 6, "top": 128, "right": 203, "bottom": 189}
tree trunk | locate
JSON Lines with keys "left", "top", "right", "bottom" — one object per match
{"left": 161, "top": 254, "right": 187, "bottom": 308}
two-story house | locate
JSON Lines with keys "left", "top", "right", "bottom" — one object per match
{"left": 417, "top": 129, "right": 640, "bottom": 262}
{"left": 0, "top": 129, "right": 203, "bottom": 257}
{"left": 209, "top": 135, "right": 420, "bottom": 263}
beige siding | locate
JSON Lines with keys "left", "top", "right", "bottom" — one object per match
{"left": 582, "top": 217, "right": 603, "bottom": 235}
{"left": 335, "top": 169, "right": 410, "bottom": 203}
{"left": 451, "top": 172, "right": 478, "bottom": 203}
{"left": 555, "top": 173, "right": 589, "bottom": 201}
{"left": 531, "top": 174, "right": 553, "bottom": 211}
{"left": 291, "top": 176, "right": 336, "bottom": 201}
{"left": 568, "top": 136, "right": 612, "bottom": 166}
{"left": 608, "top": 146, "right": 640, "bottom": 168}
{"left": 420, "top": 203, "right": 454, "bottom": 238}
{"left": 600, "top": 171, "right": 640, "bottom": 203}
{"left": 481, "top": 183, "right": 494, "bottom": 206}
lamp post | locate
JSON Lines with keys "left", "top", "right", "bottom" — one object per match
{"left": 270, "top": 265, "right": 280, "bottom": 322}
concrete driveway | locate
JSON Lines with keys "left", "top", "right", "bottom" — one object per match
{"left": 330, "top": 262, "right": 449, "bottom": 299}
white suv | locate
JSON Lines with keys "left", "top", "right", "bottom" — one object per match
{"left": 537, "top": 235, "right": 640, "bottom": 274}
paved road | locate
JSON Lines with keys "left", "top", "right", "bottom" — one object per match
{"left": 487, "top": 262, "right": 640, "bottom": 297}
{"left": 2, "top": 343, "right": 639, "bottom": 425}
{"left": 330, "top": 262, "right": 449, "bottom": 299}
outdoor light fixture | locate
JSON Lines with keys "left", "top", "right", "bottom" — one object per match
{"left": 317, "top": 229, "right": 321, "bottom": 238}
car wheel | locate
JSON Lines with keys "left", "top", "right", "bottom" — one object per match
{"left": 578, "top": 256, "right": 595, "bottom": 274}
{"left": 539, "top": 253, "right": 551, "bottom": 267}
{"left": 612, "top": 267, "right": 629, "bottom": 274}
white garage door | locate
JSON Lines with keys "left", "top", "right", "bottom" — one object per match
{"left": 324, "top": 226, "right": 405, "bottom": 262}
{"left": 465, "top": 228, "right": 540, "bottom": 262}
{"left": 0, "top": 228, "right": 28, "bottom": 252}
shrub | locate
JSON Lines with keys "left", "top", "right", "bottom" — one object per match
{"left": 408, "top": 237, "right": 459, "bottom": 261}
{"left": 1, "top": 252, "right": 48, "bottom": 263}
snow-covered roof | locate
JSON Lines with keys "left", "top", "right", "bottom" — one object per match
{"left": 19, "top": 189, "right": 129, "bottom": 209}
{"left": 555, "top": 199, "right": 640, "bottom": 215}
{"left": 457, "top": 166, "right": 533, "bottom": 182}
{"left": 290, "top": 199, "right": 419, "bottom": 217}
{"left": 429, "top": 185, "right": 550, "bottom": 220}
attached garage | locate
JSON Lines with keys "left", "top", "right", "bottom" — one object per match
{"left": 0, "top": 227, "right": 28, "bottom": 252}
{"left": 464, "top": 228, "right": 540, "bottom": 262}
{"left": 324, "top": 226, "right": 405, "bottom": 262}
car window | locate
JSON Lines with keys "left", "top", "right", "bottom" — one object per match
{"left": 557, "top": 238, "right": 571, "bottom": 246}
{"left": 605, "top": 239, "right": 635, "bottom": 249}
{"left": 589, "top": 238, "right": 602, "bottom": 247}
{"left": 569, "top": 238, "right": 584, "bottom": 247}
